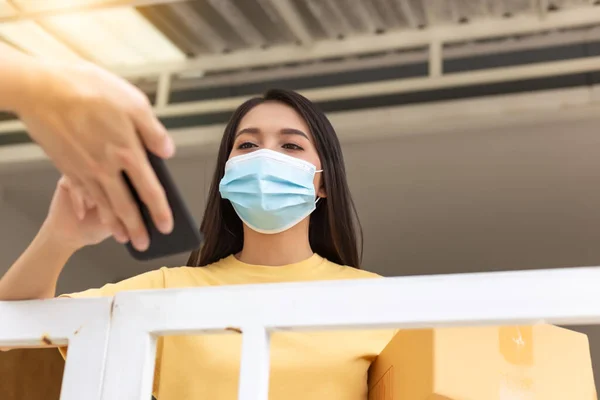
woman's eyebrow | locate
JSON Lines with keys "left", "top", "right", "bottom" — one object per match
{"left": 236, "top": 127, "right": 309, "bottom": 140}
{"left": 235, "top": 127, "right": 260, "bottom": 137}
{"left": 280, "top": 128, "right": 309, "bottom": 140}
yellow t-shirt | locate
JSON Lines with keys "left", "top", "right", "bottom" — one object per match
{"left": 62, "top": 254, "right": 396, "bottom": 400}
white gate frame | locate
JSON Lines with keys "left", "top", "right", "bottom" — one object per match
{"left": 2, "top": 266, "right": 600, "bottom": 400}
{"left": 0, "top": 297, "right": 113, "bottom": 400}
{"left": 101, "top": 266, "right": 600, "bottom": 400}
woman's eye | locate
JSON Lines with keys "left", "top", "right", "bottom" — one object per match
{"left": 238, "top": 142, "right": 257, "bottom": 150}
{"left": 282, "top": 143, "right": 303, "bottom": 151}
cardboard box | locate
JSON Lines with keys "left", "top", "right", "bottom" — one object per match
{"left": 368, "top": 325, "right": 597, "bottom": 400}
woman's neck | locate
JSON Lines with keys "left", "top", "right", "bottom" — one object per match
{"left": 236, "top": 221, "right": 313, "bottom": 266}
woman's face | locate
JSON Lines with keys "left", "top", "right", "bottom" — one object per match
{"left": 229, "top": 101, "right": 326, "bottom": 198}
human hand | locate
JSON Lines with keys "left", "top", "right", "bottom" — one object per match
{"left": 41, "top": 176, "right": 112, "bottom": 253}
{"left": 15, "top": 61, "right": 174, "bottom": 251}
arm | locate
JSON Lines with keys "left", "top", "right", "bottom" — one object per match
{"left": 0, "top": 49, "right": 77, "bottom": 299}
{"left": 0, "top": 177, "right": 110, "bottom": 301}
{"left": 0, "top": 42, "right": 42, "bottom": 114}
{"left": 0, "top": 44, "right": 175, "bottom": 251}
{"left": 0, "top": 223, "right": 74, "bottom": 301}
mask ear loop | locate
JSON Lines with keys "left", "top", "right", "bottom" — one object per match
{"left": 315, "top": 169, "right": 323, "bottom": 205}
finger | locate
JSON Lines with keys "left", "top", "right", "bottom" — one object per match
{"left": 118, "top": 148, "right": 173, "bottom": 235}
{"left": 70, "top": 186, "right": 86, "bottom": 221}
{"left": 82, "top": 181, "right": 129, "bottom": 244}
{"left": 80, "top": 188, "right": 96, "bottom": 210}
{"left": 66, "top": 180, "right": 86, "bottom": 221}
{"left": 58, "top": 176, "right": 84, "bottom": 220}
{"left": 100, "top": 172, "right": 150, "bottom": 251}
{"left": 57, "top": 175, "right": 70, "bottom": 191}
{"left": 130, "top": 103, "right": 175, "bottom": 159}
{"left": 83, "top": 194, "right": 94, "bottom": 209}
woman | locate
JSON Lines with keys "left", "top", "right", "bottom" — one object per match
{"left": 0, "top": 89, "right": 395, "bottom": 399}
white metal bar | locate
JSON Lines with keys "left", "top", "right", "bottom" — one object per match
{"left": 373, "top": 0, "right": 404, "bottom": 28}
{"left": 535, "top": 0, "right": 550, "bottom": 19}
{"left": 0, "top": 0, "right": 187, "bottom": 22}
{"left": 304, "top": 0, "right": 342, "bottom": 38}
{"left": 0, "top": 0, "right": 185, "bottom": 23}
{"left": 99, "top": 266, "right": 600, "bottom": 400}
{"left": 0, "top": 119, "right": 25, "bottom": 134}
{"left": 2, "top": 85, "right": 597, "bottom": 165}
{"left": 324, "top": 0, "right": 358, "bottom": 35}
{"left": 238, "top": 326, "right": 271, "bottom": 400}
{"left": 149, "top": 55, "right": 600, "bottom": 117}
{"left": 345, "top": 0, "right": 382, "bottom": 33}
{"left": 113, "top": 6, "right": 600, "bottom": 78}
{"left": 396, "top": 0, "right": 420, "bottom": 28}
{"left": 423, "top": 0, "right": 458, "bottom": 25}
{"left": 169, "top": 2, "right": 228, "bottom": 53}
{"left": 207, "top": 0, "right": 266, "bottom": 47}
{"left": 106, "top": 267, "right": 600, "bottom": 334}
{"left": 0, "top": 297, "right": 113, "bottom": 400}
{"left": 100, "top": 297, "right": 157, "bottom": 400}
{"left": 2, "top": 56, "right": 600, "bottom": 137}
{"left": 429, "top": 40, "right": 443, "bottom": 77}
{"left": 155, "top": 72, "right": 171, "bottom": 108}
{"left": 161, "top": 49, "right": 428, "bottom": 91}
{"left": 2, "top": 54, "right": 599, "bottom": 136}
{"left": 265, "top": 0, "right": 313, "bottom": 45}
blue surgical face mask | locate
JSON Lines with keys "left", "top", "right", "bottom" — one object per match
{"left": 219, "top": 149, "right": 322, "bottom": 234}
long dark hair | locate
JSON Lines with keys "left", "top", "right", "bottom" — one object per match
{"left": 186, "top": 89, "right": 363, "bottom": 268}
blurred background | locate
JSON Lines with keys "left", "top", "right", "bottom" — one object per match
{"left": 1, "top": 0, "right": 600, "bottom": 396}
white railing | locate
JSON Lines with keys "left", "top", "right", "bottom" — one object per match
{"left": 1, "top": 266, "right": 600, "bottom": 400}
{"left": 0, "top": 297, "right": 112, "bottom": 400}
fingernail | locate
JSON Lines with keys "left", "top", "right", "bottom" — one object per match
{"left": 164, "top": 136, "right": 175, "bottom": 157}
{"left": 135, "top": 237, "right": 150, "bottom": 252}
{"left": 158, "top": 217, "right": 174, "bottom": 234}
{"left": 114, "top": 232, "right": 128, "bottom": 244}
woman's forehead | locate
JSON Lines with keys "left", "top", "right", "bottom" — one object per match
{"left": 238, "top": 102, "right": 309, "bottom": 133}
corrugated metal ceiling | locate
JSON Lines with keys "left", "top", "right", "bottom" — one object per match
{"left": 1, "top": 0, "right": 599, "bottom": 70}
{"left": 139, "top": 0, "right": 600, "bottom": 56}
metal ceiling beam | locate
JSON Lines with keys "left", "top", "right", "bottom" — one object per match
{"left": 152, "top": 24, "right": 597, "bottom": 92}
{"left": 262, "top": 0, "right": 313, "bottom": 45}
{"left": 3, "top": 86, "right": 600, "bottom": 165}
{"left": 0, "top": 0, "right": 186, "bottom": 22}
{"left": 429, "top": 40, "right": 442, "bottom": 77}
{"left": 169, "top": 2, "right": 227, "bottom": 53}
{"left": 143, "top": 49, "right": 428, "bottom": 92}
{"left": 207, "top": 0, "right": 266, "bottom": 47}
{"left": 344, "top": 0, "right": 381, "bottom": 32}
{"left": 111, "top": 6, "right": 600, "bottom": 78}
{"left": 323, "top": 0, "right": 355, "bottom": 35}
{"left": 4, "top": 51, "right": 600, "bottom": 136}
{"left": 395, "top": 0, "right": 420, "bottom": 28}
{"left": 143, "top": 55, "right": 600, "bottom": 117}
{"left": 304, "top": 0, "right": 342, "bottom": 38}
{"left": 374, "top": 0, "right": 404, "bottom": 28}
{"left": 140, "top": 5, "right": 206, "bottom": 55}
{"left": 535, "top": 0, "right": 550, "bottom": 18}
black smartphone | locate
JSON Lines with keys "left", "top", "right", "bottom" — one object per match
{"left": 122, "top": 151, "right": 202, "bottom": 261}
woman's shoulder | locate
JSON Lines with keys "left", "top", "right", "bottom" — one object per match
{"left": 160, "top": 258, "right": 231, "bottom": 288}
{"left": 320, "top": 258, "right": 384, "bottom": 280}
{"left": 162, "top": 255, "right": 385, "bottom": 285}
